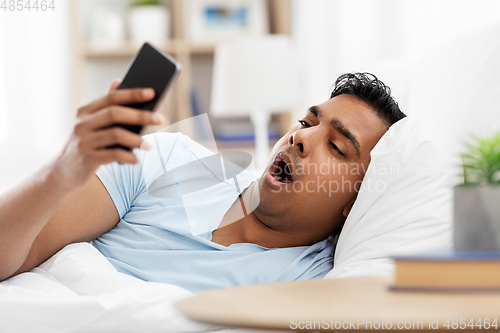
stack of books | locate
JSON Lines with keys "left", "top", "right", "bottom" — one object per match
{"left": 391, "top": 250, "right": 500, "bottom": 292}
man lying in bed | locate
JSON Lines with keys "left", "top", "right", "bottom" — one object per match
{"left": 0, "top": 72, "right": 406, "bottom": 292}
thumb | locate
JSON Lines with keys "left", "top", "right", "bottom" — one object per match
{"left": 108, "top": 78, "right": 122, "bottom": 93}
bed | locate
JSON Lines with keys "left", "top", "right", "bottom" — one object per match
{"left": 0, "top": 242, "right": 288, "bottom": 332}
{"left": 2, "top": 17, "right": 500, "bottom": 333}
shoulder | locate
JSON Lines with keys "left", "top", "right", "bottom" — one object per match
{"left": 295, "top": 238, "right": 334, "bottom": 279}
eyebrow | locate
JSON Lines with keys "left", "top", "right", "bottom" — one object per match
{"left": 308, "top": 106, "right": 361, "bottom": 156}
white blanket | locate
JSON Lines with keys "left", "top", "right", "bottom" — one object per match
{"left": 0, "top": 243, "right": 218, "bottom": 333}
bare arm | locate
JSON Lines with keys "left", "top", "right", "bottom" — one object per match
{"left": 0, "top": 82, "right": 163, "bottom": 280}
{"left": 10, "top": 175, "right": 118, "bottom": 277}
{"left": 0, "top": 164, "right": 73, "bottom": 279}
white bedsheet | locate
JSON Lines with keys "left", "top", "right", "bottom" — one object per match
{"left": 0, "top": 242, "right": 220, "bottom": 333}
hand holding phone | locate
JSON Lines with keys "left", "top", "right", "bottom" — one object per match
{"left": 50, "top": 43, "right": 181, "bottom": 192}
{"left": 52, "top": 87, "right": 162, "bottom": 193}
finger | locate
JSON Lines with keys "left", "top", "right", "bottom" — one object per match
{"left": 78, "top": 88, "right": 155, "bottom": 116}
{"left": 86, "top": 127, "right": 145, "bottom": 150}
{"left": 108, "top": 79, "right": 122, "bottom": 93}
{"left": 93, "top": 148, "right": 139, "bottom": 165}
{"left": 83, "top": 106, "right": 164, "bottom": 131}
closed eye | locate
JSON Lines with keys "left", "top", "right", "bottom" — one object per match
{"left": 330, "top": 142, "right": 344, "bottom": 156}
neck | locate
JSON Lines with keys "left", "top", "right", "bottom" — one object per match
{"left": 212, "top": 181, "right": 313, "bottom": 248}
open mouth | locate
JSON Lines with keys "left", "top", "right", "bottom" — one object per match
{"left": 269, "top": 152, "right": 293, "bottom": 184}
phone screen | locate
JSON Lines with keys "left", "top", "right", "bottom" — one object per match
{"left": 114, "top": 42, "right": 181, "bottom": 138}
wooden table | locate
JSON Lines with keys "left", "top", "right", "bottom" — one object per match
{"left": 176, "top": 276, "right": 500, "bottom": 332}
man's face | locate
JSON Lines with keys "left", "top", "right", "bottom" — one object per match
{"left": 252, "top": 94, "right": 388, "bottom": 245}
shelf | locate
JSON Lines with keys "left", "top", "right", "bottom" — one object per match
{"left": 84, "top": 40, "right": 215, "bottom": 58}
{"left": 71, "top": 0, "right": 291, "bottom": 141}
{"left": 84, "top": 43, "right": 171, "bottom": 58}
{"left": 188, "top": 43, "right": 216, "bottom": 55}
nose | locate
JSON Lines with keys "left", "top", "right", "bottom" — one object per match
{"left": 288, "top": 127, "right": 315, "bottom": 158}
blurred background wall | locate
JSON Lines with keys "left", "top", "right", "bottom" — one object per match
{"left": 1, "top": 0, "right": 500, "bottom": 192}
{"left": 0, "top": 1, "right": 71, "bottom": 192}
{"left": 293, "top": 0, "right": 500, "bottom": 113}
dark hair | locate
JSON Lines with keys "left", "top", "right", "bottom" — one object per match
{"left": 330, "top": 72, "right": 406, "bottom": 127}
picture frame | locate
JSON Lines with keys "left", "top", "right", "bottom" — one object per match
{"left": 184, "top": 0, "right": 269, "bottom": 43}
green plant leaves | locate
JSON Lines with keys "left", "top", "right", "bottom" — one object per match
{"left": 131, "top": 0, "right": 162, "bottom": 7}
{"left": 461, "top": 132, "right": 500, "bottom": 185}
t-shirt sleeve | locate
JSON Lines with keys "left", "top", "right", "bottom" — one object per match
{"left": 95, "top": 151, "right": 145, "bottom": 219}
{"left": 95, "top": 132, "right": 185, "bottom": 218}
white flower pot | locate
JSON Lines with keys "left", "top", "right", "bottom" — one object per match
{"left": 129, "top": 6, "right": 170, "bottom": 46}
{"left": 454, "top": 186, "right": 500, "bottom": 251}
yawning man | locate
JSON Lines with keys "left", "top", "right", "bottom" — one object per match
{"left": 0, "top": 72, "right": 406, "bottom": 292}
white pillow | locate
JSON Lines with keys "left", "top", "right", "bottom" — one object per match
{"left": 325, "top": 116, "right": 453, "bottom": 278}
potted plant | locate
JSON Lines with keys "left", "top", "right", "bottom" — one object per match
{"left": 129, "top": 0, "right": 170, "bottom": 46}
{"left": 454, "top": 132, "right": 500, "bottom": 251}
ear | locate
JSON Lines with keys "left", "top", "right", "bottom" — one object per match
{"left": 341, "top": 196, "right": 357, "bottom": 218}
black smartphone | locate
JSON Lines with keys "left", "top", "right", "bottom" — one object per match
{"left": 110, "top": 42, "right": 182, "bottom": 148}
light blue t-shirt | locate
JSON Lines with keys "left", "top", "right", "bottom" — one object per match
{"left": 93, "top": 132, "right": 333, "bottom": 293}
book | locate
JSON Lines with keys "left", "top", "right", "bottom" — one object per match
{"left": 391, "top": 250, "right": 500, "bottom": 292}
